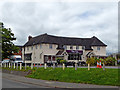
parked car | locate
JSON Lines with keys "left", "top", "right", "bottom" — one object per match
{"left": 2, "top": 58, "right": 10, "bottom": 63}
{"left": 10, "top": 55, "right": 23, "bottom": 63}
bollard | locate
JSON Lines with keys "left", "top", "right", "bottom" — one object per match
{"left": 31, "top": 63, "right": 33, "bottom": 69}
{"left": 14, "top": 63, "right": 15, "bottom": 69}
{"left": 44, "top": 63, "right": 47, "bottom": 69}
{"left": 75, "top": 63, "right": 77, "bottom": 70}
{"left": 5, "top": 63, "right": 6, "bottom": 68}
{"left": 9, "top": 63, "right": 11, "bottom": 68}
{"left": 1, "top": 63, "right": 2, "bottom": 67}
{"left": 88, "top": 63, "right": 90, "bottom": 71}
{"left": 63, "top": 63, "right": 65, "bottom": 70}
{"left": 115, "top": 61, "right": 117, "bottom": 66}
{"left": 17, "top": 63, "right": 18, "bottom": 69}
{"left": 53, "top": 63, "right": 55, "bottom": 69}
{"left": 20, "top": 63, "right": 22, "bottom": 70}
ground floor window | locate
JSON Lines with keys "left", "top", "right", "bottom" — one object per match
{"left": 68, "top": 53, "right": 82, "bottom": 60}
{"left": 24, "top": 54, "right": 32, "bottom": 61}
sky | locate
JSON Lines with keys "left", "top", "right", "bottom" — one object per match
{"left": 0, "top": 0, "right": 118, "bottom": 54}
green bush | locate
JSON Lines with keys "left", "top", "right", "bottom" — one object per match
{"left": 60, "top": 60, "right": 67, "bottom": 64}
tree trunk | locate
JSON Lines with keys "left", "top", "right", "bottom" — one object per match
{"left": 103, "top": 62, "right": 105, "bottom": 70}
{"left": 88, "top": 63, "right": 90, "bottom": 70}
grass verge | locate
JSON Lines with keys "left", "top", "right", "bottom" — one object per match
{"left": 26, "top": 67, "right": 119, "bottom": 86}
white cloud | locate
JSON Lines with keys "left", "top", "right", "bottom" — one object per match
{"left": 0, "top": 1, "right": 118, "bottom": 53}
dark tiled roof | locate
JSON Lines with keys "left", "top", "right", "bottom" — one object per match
{"left": 56, "top": 50, "right": 64, "bottom": 55}
{"left": 24, "top": 33, "right": 107, "bottom": 50}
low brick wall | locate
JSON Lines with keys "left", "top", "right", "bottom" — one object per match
{"left": 2, "top": 69, "right": 32, "bottom": 76}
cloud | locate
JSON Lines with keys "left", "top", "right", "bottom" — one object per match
{"left": 0, "top": 1, "right": 118, "bottom": 53}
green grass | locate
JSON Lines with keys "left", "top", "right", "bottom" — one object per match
{"left": 2, "top": 66, "right": 32, "bottom": 72}
{"left": 27, "top": 67, "right": 120, "bottom": 86}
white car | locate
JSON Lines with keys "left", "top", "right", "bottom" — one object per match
{"left": 2, "top": 59, "right": 10, "bottom": 63}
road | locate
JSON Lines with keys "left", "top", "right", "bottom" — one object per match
{"left": 2, "top": 73, "right": 118, "bottom": 89}
{"left": 2, "top": 78, "right": 49, "bottom": 88}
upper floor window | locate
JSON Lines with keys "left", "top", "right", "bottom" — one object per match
{"left": 63, "top": 45, "right": 67, "bottom": 49}
{"left": 70, "top": 45, "right": 73, "bottom": 50}
{"left": 49, "top": 44, "right": 52, "bottom": 49}
{"left": 27, "top": 47, "right": 29, "bottom": 51}
{"left": 36, "top": 45, "right": 38, "bottom": 49}
{"left": 31, "top": 46, "right": 33, "bottom": 50}
{"left": 40, "top": 44, "right": 42, "bottom": 49}
{"left": 97, "top": 46, "right": 100, "bottom": 50}
{"left": 76, "top": 46, "right": 79, "bottom": 50}
{"left": 82, "top": 46, "right": 85, "bottom": 50}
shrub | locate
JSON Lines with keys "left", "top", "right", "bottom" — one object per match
{"left": 60, "top": 60, "right": 67, "bottom": 64}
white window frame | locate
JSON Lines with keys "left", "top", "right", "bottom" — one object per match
{"left": 63, "top": 45, "right": 67, "bottom": 49}
{"left": 31, "top": 46, "right": 33, "bottom": 50}
{"left": 82, "top": 46, "right": 85, "bottom": 50}
{"left": 40, "top": 44, "right": 42, "bottom": 49}
{"left": 36, "top": 45, "right": 38, "bottom": 49}
{"left": 76, "top": 46, "right": 79, "bottom": 50}
{"left": 49, "top": 44, "right": 52, "bottom": 49}
{"left": 97, "top": 46, "right": 100, "bottom": 51}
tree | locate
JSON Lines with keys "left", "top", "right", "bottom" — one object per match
{"left": 0, "top": 22, "right": 19, "bottom": 59}
{"left": 86, "top": 57, "right": 95, "bottom": 70}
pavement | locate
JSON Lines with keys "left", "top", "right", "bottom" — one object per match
{"left": 2, "top": 73, "right": 119, "bottom": 88}
{"left": 35, "top": 65, "right": 119, "bottom": 69}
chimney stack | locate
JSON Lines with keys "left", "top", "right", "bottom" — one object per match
{"left": 28, "top": 36, "right": 32, "bottom": 41}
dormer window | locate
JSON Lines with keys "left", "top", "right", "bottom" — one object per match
{"left": 31, "top": 46, "right": 33, "bottom": 50}
{"left": 49, "top": 44, "right": 52, "bottom": 49}
{"left": 76, "top": 46, "right": 79, "bottom": 50}
{"left": 97, "top": 46, "right": 100, "bottom": 50}
{"left": 36, "top": 45, "right": 38, "bottom": 49}
{"left": 82, "top": 46, "right": 85, "bottom": 50}
{"left": 63, "top": 45, "right": 67, "bottom": 49}
{"left": 27, "top": 47, "right": 29, "bottom": 51}
{"left": 70, "top": 45, "right": 73, "bottom": 49}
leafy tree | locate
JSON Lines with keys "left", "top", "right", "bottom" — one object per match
{"left": 86, "top": 57, "right": 95, "bottom": 70}
{"left": 0, "top": 22, "right": 19, "bottom": 59}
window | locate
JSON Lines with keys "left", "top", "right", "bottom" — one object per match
{"left": 24, "top": 54, "right": 32, "bottom": 61}
{"left": 68, "top": 53, "right": 82, "bottom": 60}
{"left": 63, "top": 45, "right": 67, "bottom": 49}
{"left": 27, "top": 47, "right": 29, "bottom": 51}
{"left": 31, "top": 46, "right": 33, "bottom": 50}
{"left": 49, "top": 44, "right": 52, "bottom": 49}
{"left": 82, "top": 46, "right": 85, "bottom": 50}
{"left": 76, "top": 46, "right": 79, "bottom": 50}
{"left": 97, "top": 46, "right": 100, "bottom": 50}
{"left": 36, "top": 45, "right": 38, "bottom": 49}
{"left": 70, "top": 45, "right": 73, "bottom": 49}
{"left": 40, "top": 44, "right": 42, "bottom": 49}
